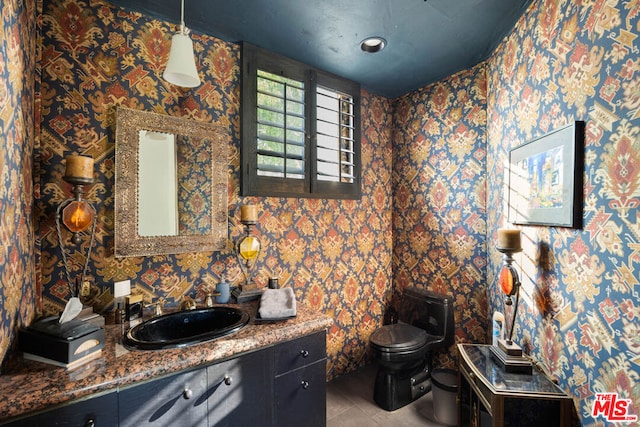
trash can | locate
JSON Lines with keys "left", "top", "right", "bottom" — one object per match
{"left": 431, "top": 368, "right": 459, "bottom": 426}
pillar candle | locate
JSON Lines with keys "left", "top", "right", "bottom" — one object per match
{"left": 240, "top": 205, "right": 258, "bottom": 222}
{"left": 497, "top": 228, "right": 521, "bottom": 251}
{"left": 65, "top": 155, "right": 94, "bottom": 179}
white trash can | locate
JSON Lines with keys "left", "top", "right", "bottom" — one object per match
{"left": 431, "top": 368, "right": 458, "bottom": 426}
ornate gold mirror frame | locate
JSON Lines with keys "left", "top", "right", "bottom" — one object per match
{"left": 115, "top": 107, "right": 228, "bottom": 257}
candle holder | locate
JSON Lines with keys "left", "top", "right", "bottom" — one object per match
{"left": 55, "top": 159, "right": 97, "bottom": 301}
{"left": 490, "top": 231, "right": 532, "bottom": 374}
{"left": 232, "top": 214, "right": 264, "bottom": 303}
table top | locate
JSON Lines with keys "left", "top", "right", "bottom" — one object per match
{"left": 458, "top": 344, "right": 570, "bottom": 398}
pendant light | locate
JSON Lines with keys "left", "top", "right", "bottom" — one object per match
{"left": 163, "top": 0, "right": 201, "bottom": 87}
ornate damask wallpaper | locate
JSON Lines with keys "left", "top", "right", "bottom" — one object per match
{"left": 0, "top": 0, "right": 37, "bottom": 364}
{"left": 34, "top": 0, "right": 394, "bottom": 378}
{"left": 484, "top": 0, "right": 639, "bottom": 422}
{"left": 393, "top": 65, "right": 489, "bottom": 368}
{"left": 1, "top": 0, "right": 639, "bottom": 423}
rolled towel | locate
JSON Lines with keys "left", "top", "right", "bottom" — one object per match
{"left": 259, "top": 287, "right": 297, "bottom": 319}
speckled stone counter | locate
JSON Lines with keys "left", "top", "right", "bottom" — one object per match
{"left": 0, "top": 303, "right": 333, "bottom": 422}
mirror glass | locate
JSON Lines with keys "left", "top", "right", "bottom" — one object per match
{"left": 115, "top": 107, "right": 228, "bottom": 257}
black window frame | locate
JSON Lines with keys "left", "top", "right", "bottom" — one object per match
{"left": 241, "top": 43, "right": 361, "bottom": 199}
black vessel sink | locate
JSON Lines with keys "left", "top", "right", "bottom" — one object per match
{"left": 124, "top": 306, "right": 250, "bottom": 350}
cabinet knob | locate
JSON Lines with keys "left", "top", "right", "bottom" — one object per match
{"left": 301, "top": 380, "right": 310, "bottom": 389}
{"left": 224, "top": 375, "right": 233, "bottom": 386}
{"left": 183, "top": 388, "right": 193, "bottom": 399}
{"left": 85, "top": 420, "right": 95, "bottom": 427}
{"left": 300, "top": 350, "right": 309, "bottom": 358}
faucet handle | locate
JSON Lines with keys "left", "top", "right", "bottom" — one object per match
{"left": 145, "top": 300, "right": 164, "bottom": 317}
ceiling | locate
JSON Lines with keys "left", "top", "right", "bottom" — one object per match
{"left": 107, "top": 0, "right": 534, "bottom": 98}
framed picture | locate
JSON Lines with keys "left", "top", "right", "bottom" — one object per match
{"left": 507, "top": 121, "right": 584, "bottom": 228}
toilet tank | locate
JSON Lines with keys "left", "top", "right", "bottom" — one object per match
{"left": 398, "top": 287, "right": 454, "bottom": 347}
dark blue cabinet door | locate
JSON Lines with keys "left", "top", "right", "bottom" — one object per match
{"left": 119, "top": 369, "right": 208, "bottom": 427}
{"left": 274, "top": 358, "right": 326, "bottom": 427}
{"left": 206, "top": 350, "right": 272, "bottom": 427}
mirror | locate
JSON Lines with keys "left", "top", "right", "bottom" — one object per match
{"left": 115, "top": 107, "right": 228, "bottom": 257}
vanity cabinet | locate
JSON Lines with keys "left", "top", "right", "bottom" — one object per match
{"left": 119, "top": 369, "right": 208, "bottom": 427}
{"left": 1, "top": 331, "right": 327, "bottom": 427}
{"left": 1, "top": 391, "right": 118, "bottom": 427}
{"left": 458, "top": 344, "right": 573, "bottom": 427}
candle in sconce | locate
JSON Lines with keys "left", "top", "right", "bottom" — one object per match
{"left": 240, "top": 205, "right": 258, "bottom": 223}
{"left": 497, "top": 228, "right": 521, "bottom": 252}
{"left": 64, "top": 155, "right": 94, "bottom": 180}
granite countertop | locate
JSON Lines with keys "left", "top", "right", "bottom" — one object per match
{"left": 0, "top": 303, "right": 333, "bottom": 422}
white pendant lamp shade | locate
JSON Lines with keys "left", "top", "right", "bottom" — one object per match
{"left": 163, "top": 30, "right": 201, "bottom": 87}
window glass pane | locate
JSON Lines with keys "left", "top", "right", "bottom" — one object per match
{"left": 288, "top": 116, "right": 304, "bottom": 131}
{"left": 258, "top": 154, "right": 283, "bottom": 173}
{"left": 258, "top": 138, "right": 284, "bottom": 153}
{"left": 257, "top": 123, "right": 285, "bottom": 143}
{"left": 286, "top": 129, "right": 304, "bottom": 145}
{"left": 287, "top": 100, "right": 304, "bottom": 116}
{"left": 258, "top": 93, "right": 285, "bottom": 112}
{"left": 287, "top": 159, "right": 304, "bottom": 176}
{"left": 287, "top": 144, "right": 304, "bottom": 158}
{"left": 258, "top": 108, "right": 284, "bottom": 127}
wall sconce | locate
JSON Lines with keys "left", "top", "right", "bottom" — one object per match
{"left": 163, "top": 0, "right": 201, "bottom": 88}
{"left": 56, "top": 155, "right": 97, "bottom": 301}
{"left": 232, "top": 205, "right": 263, "bottom": 303}
{"left": 490, "top": 228, "right": 533, "bottom": 374}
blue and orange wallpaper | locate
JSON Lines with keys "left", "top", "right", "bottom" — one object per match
{"left": 0, "top": 0, "right": 37, "bottom": 363}
{"left": 33, "top": 0, "right": 394, "bottom": 379}
{"left": 485, "top": 0, "right": 639, "bottom": 422}
{"left": 393, "top": 65, "right": 489, "bottom": 366}
{"left": 1, "top": 0, "right": 639, "bottom": 424}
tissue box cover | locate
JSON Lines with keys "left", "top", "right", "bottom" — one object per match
{"left": 19, "top": 316, "right": 105, "bottom": 367}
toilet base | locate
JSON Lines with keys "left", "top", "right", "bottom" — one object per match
{"left": 373, "top": 364, "right": 432, "bottom": 411}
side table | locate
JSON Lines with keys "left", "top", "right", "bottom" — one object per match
{"left": 457, "top": 344, "right": 573, "bottom": 427}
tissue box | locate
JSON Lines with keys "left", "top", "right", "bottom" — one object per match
{"left": 19, "top": 316, "right": 105, "bottom": 368}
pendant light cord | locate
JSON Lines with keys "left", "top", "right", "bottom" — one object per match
{"left": 180, "top": 0, "right": 186, "bottom": 33}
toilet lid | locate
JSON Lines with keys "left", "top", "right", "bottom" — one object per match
{"left": 370, "top": 323, "right": 428, "bottom": 353}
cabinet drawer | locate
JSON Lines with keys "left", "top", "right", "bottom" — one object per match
{"left": 274, "top": 331, "right": 325, "bottom": 375}
{"left": 2, "top": 392, "right": 117, "bottom": 427}
{"left": 274, "top": 359, "right": 326, "bottom": 427}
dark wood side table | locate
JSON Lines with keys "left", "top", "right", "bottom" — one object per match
{"left": 457, "top": 344, "right": 573, "bottom": 427}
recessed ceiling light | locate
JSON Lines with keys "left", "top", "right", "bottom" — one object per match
{"left": 360, "top": 37, "right": 386, "bottom": 53}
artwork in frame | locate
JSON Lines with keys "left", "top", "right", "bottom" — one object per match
{"left": 507, "top": 121, "right": 585, "bottom": 228}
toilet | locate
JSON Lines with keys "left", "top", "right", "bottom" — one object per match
{"left": 369, "top": 286, "right": 454, "bottom": 411}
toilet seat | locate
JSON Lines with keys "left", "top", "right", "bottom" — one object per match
{"left": 370, "top": 323, "right": 428, "bottom": 354}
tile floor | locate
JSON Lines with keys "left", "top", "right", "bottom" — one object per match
{"left": 326, "top": 364, "right": 452, "bottom": 427}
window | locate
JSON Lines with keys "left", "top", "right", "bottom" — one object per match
{"left": 241, "top": 43, "right": 361, "bottom": 199}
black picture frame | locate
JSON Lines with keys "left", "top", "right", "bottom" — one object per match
{"left": 507, "top": 121, "right": 584, "bottom": 228}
